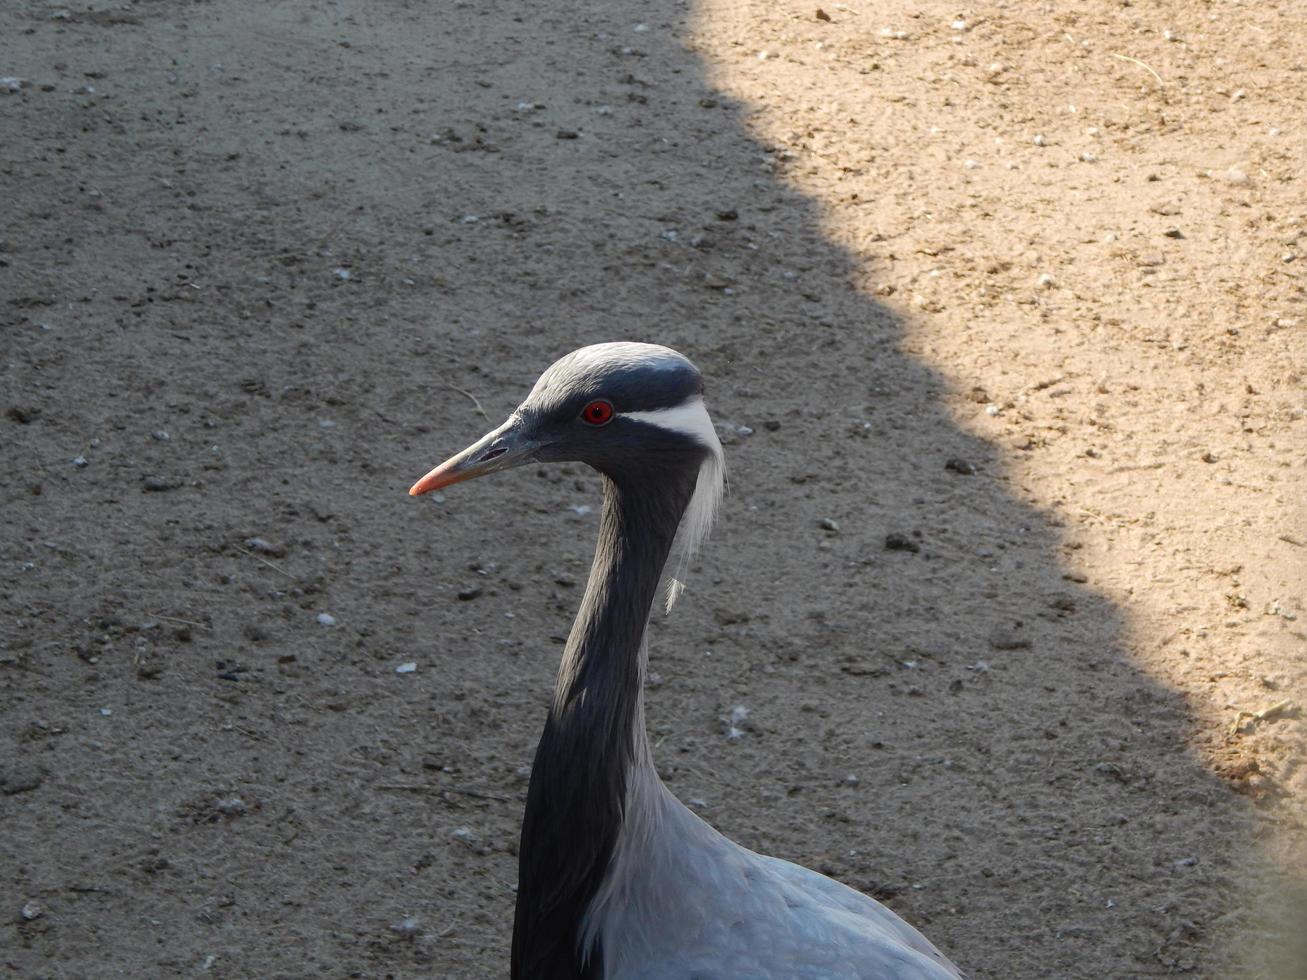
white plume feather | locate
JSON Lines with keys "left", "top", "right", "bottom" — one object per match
{"left": 624, "top": 395, "right": 726, "bottom": 611}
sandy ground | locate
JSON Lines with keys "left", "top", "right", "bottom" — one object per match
{"left": 1, "top": 0, "right": 1304, "bottom": 977}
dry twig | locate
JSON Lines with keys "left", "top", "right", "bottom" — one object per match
{"left": 1230, "top": 699, "right": 1296, "bottom": 735}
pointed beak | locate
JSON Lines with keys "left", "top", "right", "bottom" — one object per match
{"left": 409, "top": 416, "right": 538, "bottom": 496}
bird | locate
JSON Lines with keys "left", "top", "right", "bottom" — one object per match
{"left": 409, "top": 342, "right": 964, "bottom": 980}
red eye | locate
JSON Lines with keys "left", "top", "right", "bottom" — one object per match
{"left": 581, "top": 399, "right": 614, "bottom": 426}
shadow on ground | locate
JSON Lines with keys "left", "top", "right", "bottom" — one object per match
{"left": 0, "top": 0, "right": 1285, "bottom": 977}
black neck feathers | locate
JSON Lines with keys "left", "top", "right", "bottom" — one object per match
{"left": 511, "top": 465, "right": 698, "bottom": 980}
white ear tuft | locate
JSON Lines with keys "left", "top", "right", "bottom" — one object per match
{"left": 664, "top": 416, "right": 726, "bottom": 612}
{"left": 621, "top": 394, "right": 727, "bottom": 611}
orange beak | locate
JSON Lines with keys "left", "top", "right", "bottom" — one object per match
{"left": 409, "top": 416, "right": 536, "bottom": 496}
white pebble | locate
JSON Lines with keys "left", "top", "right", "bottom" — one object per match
{"left": 72, "top": 455, "right": 88, "bottom": 468}
{"left": 451, "top": 826, "right": 474, "bottom": 839}
{"left": 1222, "top": 167, "right": 1249, "bottom": 185}
{"left": 1080, "top": 151, "right": 1097, "bottom": 162}
{"left": 1032, "top": 134, "right": 1046, "bottom": 146}
{"left": 99, "top": 706, "right": 112, "bottom": 716}
{"left": 20, "top": 902, "right": 42, "bottom": 921}
{"left": 332, "top": 267, "right": 351, "bottom": 280}
{"left": 389, "top": 916, "right": 421, "bottom": 938}
{"left": 395, "top": 661, "right": 417, "bottom": 674}
{"left": 951, "top": 19, "right": 967, "bottom": 30}
{"left": 316, "top": 612, "right": 337, "bottom": 626}
{"left": 984, "top": 404, "right": 1001, "bottom": 416}
{"left": 1037, "top": 272, "right": 1056, "bottom": 288}
{"left": 963, "top": 158, "right": 979, "bottom": 169}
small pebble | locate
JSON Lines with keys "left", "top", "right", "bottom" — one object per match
{"left": 20, "top": 901, "right": 42, "bottom": 921}
{"left": 215, "top": 797, "right": 246, "bottom": 816}
{"left": 243, "top": 537, "right": 282, "bottom": 556}
{"left": 142, "top": 476, "right": 178, "bottom": 492}
{"left": 1032, "top": 134, "right": 1046, "bottom": 147}
{"left": 332, "top": 267, "right": 352, "bottom": 280}
{"left": 884, "top": 532, "right": 920, "bottom": 553}
{"left": 988, "top": 628, "right": 1030, "bottom": 650}
{"left": 819, "top": 517, "right": 840, "bottom": 533}
{"left": 457, "top": 586, "right": 482, "bottom": 601}
{"left": 395, "top": 662, "right": 417, "bottom": 674}
{"left": 72, "top": 455, "right": 88, "bottom": 468}
{"left": 945, "top": 458, "right": 976, "bottom": 475}
{"left": 1036, "top": 272, "right": 1056, "bottom": 288}
{"left": 316, "top": 612, "right": 337, "bottom": 626}
{"left": 151, "top": 430, "right": 170, "bottom": 441}
{"left": 389, "top": 916, "right": 421, "bottom": 939}
{"left": 1222, "top": 168, "right": 1249, "bottom": 186}
{"left": 99, "top": 707, "right": 112, "bottom": 716}
{"left": 0, "top": 762, "right": 46, "bottom": 795}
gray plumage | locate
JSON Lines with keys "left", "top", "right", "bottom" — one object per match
{"left": 409, "top": 343, "right": 963, "bottom": 980}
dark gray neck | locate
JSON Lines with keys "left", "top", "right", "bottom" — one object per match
{"left": 511, "top": 465, "right": 698, "bottom": 980}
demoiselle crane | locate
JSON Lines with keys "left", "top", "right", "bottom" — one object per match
{"left": 409, "top": 343, "right": 964, "bottom": 979}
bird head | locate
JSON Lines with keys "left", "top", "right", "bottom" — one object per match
{"left": 410, "top": 342, "right": 726, "bottom": 607}
{"left": 409, "top": 342, "right": 721, "bottom": 494}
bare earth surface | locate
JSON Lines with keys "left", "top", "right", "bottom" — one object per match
{"left": 2, "top": 1, "right": 1304, "bottom": 978}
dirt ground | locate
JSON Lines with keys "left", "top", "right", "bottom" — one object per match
{"left": 1, "top": 0, "right": 1303, "bottom": 977}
